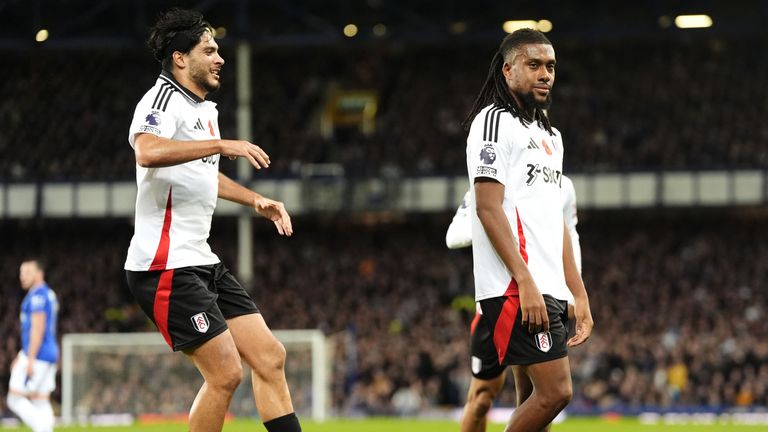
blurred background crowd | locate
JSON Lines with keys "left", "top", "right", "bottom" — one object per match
{"left": 1, "top": 211, "right": 766, "bottom": 417}
{"left": 2, "top": 36, "right": 768, "bottom": 182}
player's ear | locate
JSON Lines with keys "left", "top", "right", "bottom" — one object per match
{"left": 502, "top": 61, "right": 513, "bottom": 80}
{"left": 172, "top": 51, "right": 186, "bottom": 70}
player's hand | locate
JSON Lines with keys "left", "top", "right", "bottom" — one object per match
{"left": 254, "top": 197, "right": 293, "bottom": 236}
{"left": 567, "top": 298, "right": 593, "bottom": 347}
{"left": 519, "top": 279, "right": 549, "bottom": 333}
{"left": 219, "top": 140, "right": 271, "bottom": 169}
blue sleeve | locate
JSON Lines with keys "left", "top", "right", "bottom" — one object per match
{"left": 28, "top": 292, "right": 48, "bottom": 313}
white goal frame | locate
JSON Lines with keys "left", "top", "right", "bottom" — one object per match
{"left": 61, "top": 330, "right": 329, "bottom": 425}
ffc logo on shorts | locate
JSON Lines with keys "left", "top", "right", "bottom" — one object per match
{"left": 535, "top": 331, "right": 552, "bottom": 352}
{"left": 191, "top": 312, "right": 210, "bottom": 333}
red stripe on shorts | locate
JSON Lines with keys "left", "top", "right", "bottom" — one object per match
{"left": 154, "top": 269, "right": 174, "bottom": 348}
{"left": 493, "top": 295, "right": 521, "bottom": 364}
{"left": 470, "top": 312, "right": 481, "bottom": 334}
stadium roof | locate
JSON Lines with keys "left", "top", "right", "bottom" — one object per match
{"left": 2, "top": 0, "right": 768, "bottom": 49}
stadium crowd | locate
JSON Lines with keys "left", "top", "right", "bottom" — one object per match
{"left": 1, "top": 211, "right": 766, "bottom": 418}
{"left": 3, "top": 35, "right": 768, "bottom": 182}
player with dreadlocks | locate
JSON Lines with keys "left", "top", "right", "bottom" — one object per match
{"left": 459, "top": 28, "right": 593, "bottom": 432}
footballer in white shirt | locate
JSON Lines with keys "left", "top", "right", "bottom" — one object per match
{"left": 447, "top": 173, "right": 581, "bottom": 277}
{"left": 124, "top": 9, "right": 301, "bottom": 432}
{"left": 458, "top": 29, "right": 593, "bottom": 432}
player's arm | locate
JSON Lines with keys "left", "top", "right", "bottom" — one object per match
{"left": 133, "top": 133, "right": 271, "bottom": 169}
{"left": 563, "top": 224, "right": 593, "bottom": 347}
{"left": 26, "top": 311, "right": 46, "bottom": 376}
{"left": 475, "top": 179, "right": 548, "bottom": 332}
{"left": 217, "top": 172, "right": 293, "bottom": 236}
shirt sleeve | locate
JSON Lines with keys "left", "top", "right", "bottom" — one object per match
{"left": 128, "top": 88, "right": 181, "bottom": 148}
{"left": 28, "top": 292, "right": 48, "bottom": 313}
{"left": 561, "top": 176, "right": 578, "bottom": 230}
{"left": 467, "top": 114, "right": 513, "bottom": 186}
{"left": 561, "top": 176, "right": 582, "bottom": 274}
{"left": 446, "top": 190, "right": 473, "bottom": 249}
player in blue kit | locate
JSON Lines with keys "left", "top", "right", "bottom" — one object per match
{"left": 7, "top": 259, "right": 59, "bottom": 432}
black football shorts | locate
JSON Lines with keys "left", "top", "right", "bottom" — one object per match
{"left": 470, "top": 294, "right": 569, "bottom": 380}
{"left": 126, "top": 262, "right": 259, "bottom": 352}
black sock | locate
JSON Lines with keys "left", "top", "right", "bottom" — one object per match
{"left": 263, "top": 412, "right": 301, "bottom": 432}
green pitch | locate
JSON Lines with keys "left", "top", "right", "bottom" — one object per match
{"left": 54, "top": 417, "right": 768, "bottom": 431}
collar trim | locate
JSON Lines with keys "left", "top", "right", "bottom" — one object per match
{"left": 159, "top": 70, "right": 205, "bottom": 104}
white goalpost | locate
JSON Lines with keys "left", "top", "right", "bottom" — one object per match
{"left": 61, "top": 330, "right": 330, "bottom": 425}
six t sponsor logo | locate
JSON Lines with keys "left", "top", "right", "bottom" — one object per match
{"left": 201, "top": 154, "right": 219, "bottom": 165}
{"left": 526, "top": 164, "right": 562, "bottom": 187}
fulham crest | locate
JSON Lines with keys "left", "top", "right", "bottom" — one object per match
{"left": 535, "top": 331, "right": 552, "bottom": 352}
{"left": 191, "top": 312, "right": 210, "bottom": 333}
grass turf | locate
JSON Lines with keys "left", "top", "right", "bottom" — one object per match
{"left": 50, "top": 417, "right": 768, "bottom": 431}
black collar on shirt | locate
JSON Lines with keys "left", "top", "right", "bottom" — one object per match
{"left": 159, "top": 70, "right": 205, "bottom": 104}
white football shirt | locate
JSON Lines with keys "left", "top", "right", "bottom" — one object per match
{"left": 125, "top": 71, "right": 222, "bottom": 271}
{"left": 466, "top": 105, "right": 570, "bottom": 302}
{"left": 447, "top": 174, "right": 581, "bottom": 276}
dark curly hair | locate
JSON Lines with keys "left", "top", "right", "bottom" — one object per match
{"left": 463, "top": 28, "right": 554, "bottom": 135}
{"left": 147, "top": 8, "right": 213, "bottom": 71}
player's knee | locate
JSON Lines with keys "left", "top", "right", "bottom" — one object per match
{"left": 539, "top": 384, "right": 572, "bottom": 413}
{"left": 252, "top": 339, "right": 287, "bottom": 380}
{"left": 556, "top": 386, "right": 573, "bottom": 411}
{"left": 267, "top": 339, "right": 288, "bottom": 371}
{"left": 214, "top": 361, "right": 244, "bottom": 392}
{"left": 468, "top": 388, "right": 494, "bottom": 418}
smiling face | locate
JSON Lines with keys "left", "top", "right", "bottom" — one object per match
{"left": 189, "top": 30, "right": 224, "bottom": 93}
{"left": 179, "top": 30, "right": 224, "bottom": 96}
{"left": 502, "top": 43, "right": 556, "bottom": 113}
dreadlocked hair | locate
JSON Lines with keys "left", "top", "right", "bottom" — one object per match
{"left": 462, "top": 28, "right": 554, "bottom": 135}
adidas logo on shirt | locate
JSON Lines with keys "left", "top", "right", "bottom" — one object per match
{"left": 193, "top": 118, "right": 205, "bottom": 130}
{"left": 527, "top": 138, "right": 539, "bottom": 149}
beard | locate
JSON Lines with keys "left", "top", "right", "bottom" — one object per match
{"left": 516, "top": 89, "right": 552, "bottom": 112}
{"left": 190, "top": 64, "right": 221, "bottom": 94}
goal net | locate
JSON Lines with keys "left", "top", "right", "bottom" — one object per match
{"left": 61, "top": 330, "right": 330, "bottom": 425}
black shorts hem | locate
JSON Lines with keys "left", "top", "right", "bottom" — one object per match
{"left": 173, "top": 323, "right": 229, "bottom": 352}
{"left": 507, "top": 350, "right": 569, "bottom": 366}
{"left": 222, "top": 309, "right": 260, "bottom": 321}
{"left": 472, "top": 367, "right": 505, "bottom": 380}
